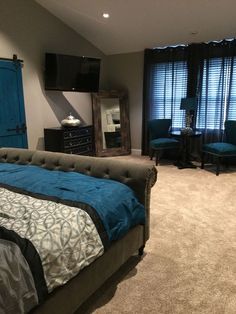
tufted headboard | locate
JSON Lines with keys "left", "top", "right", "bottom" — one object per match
{"left": 0, "top": 148, "right": 157, "bottom": 240}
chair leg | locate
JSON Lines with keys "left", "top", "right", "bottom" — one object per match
{"left": 225, "top": 158, "right": 229, "bottom": 169}
{"left": 201, "top": 152, "right": 205, "bottom": 169}
{"left": 216, "top": 157, "right": 220, "bottom": 176}
{"left": 150, "top": 149, "right": 154, "bottom": 161}
{"left": 138, "top": 245, "right": 145, "bottom": 256}
{"left": 155, "top": 150, "right": 159, "bottom": 166}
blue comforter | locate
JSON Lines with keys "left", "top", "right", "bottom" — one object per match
{"left": 0, "top": 163, "right": 145, "bottom": 242}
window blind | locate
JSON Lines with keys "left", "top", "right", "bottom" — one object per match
{"left": 143, "top": 40, "right": 236, "bottom": 154}
{"left": 228, "top": 57, "right": 236, "bottom": 120}
{"left": 150, "top": 61, "right": 187, "bottom": 129}
{"left": 196, "top": 58, "right": 231, "bottom": 130}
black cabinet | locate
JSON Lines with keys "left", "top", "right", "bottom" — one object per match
{"left": 44, "top": 125, "right": 94, "bottom": 156}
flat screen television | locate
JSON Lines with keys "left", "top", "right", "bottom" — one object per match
{"left": 44, "top": 53, "right": 101, "bottom": 92}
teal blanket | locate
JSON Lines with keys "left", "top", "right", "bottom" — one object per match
{"left": 0, "top": 163, "right": 145, "bottom": 243}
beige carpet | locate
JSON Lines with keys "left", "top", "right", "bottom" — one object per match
{"left": 79, "top": 156, "right": 236, "bottom": 314}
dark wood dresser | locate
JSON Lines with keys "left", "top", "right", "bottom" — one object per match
{"left": 44, "top": 125, "right": 94, "bottom": 156}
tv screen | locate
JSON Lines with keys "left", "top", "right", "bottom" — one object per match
{"left": 44, "top": 53, "right": 101, "bottom": 92}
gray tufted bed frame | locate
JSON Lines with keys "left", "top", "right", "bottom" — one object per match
{"left": 0, "top": 147, "right": 157, "bottom": 314}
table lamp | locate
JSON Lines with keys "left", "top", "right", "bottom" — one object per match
{"left": 180, "top": 97, "right": 197, "bottom": 134}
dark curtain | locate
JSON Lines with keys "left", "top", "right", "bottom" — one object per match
{"left": 142, "top": 39, "right": 236, "bottom": 156}
{"left": 142, "top": 46, "right": 188, "bottom": 155}
{"left": 196, "top": 40, "right": 236, "bottom": 143}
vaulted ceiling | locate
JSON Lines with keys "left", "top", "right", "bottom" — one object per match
{"left": 35, "top": 0, "right": 236, "bottom": 55}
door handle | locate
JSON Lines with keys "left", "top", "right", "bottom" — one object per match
{"left": 7, "top": 125, "right": 20, "bottom": 132}
{"left": 21, "top": 123, "right": 27, "bottom": 133}
{"left": 7, "top": 124, "right": 27, "bottom": 133}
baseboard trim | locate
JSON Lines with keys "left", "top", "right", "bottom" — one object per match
{"left": 131, "top": 149, "right": 141, "bottom": 156}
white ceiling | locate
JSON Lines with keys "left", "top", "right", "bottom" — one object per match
{"left": 36, "top": 0, "right": 236, "bottom": 55}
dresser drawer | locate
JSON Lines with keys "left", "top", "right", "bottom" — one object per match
{"left": 44, "top": 125, "right": 95, "bottom": 156}
{"left": 63, "top": 127, "right": 92, "bottom": 140}
{"left": 64, "top": 144, "right": 93, "bottom": 155}
{"left": 64, "top": 136, "right": 92, "bottom": 149}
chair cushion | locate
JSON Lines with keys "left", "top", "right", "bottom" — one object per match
{"left": 150, "top": 138, "right": 179, "bottom": 149}
{"left": 203, "top": 142, "right": 236, "bottom": 156}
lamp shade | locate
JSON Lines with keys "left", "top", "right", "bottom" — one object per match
{"left": 180, "top": 97, "right": 197, "bottom": 111}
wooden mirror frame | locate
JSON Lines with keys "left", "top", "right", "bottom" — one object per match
{"left": 92, "top": 90, "right": 131, "bottom": 157}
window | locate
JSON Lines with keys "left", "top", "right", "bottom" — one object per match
{"left": 142, "top": 40, "right": 236, "bottom": 154}
{"left": 228, "top": 57, "right": 236, "bottom": 120}
{"left": 196, "top": 57, "right": 234, "bottom": 130}
{"left": 151, "top": 57, "right": 236, "bottom": 131}
{"left": 150, "top": 61, "right": 187, "bottom": 128}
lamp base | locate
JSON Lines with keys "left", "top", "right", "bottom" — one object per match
{"left": 181, "top": 127, "right": 193, "bottom": 135}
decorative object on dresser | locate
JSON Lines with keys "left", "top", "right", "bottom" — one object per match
{"left": 44, "top": 125, "right": 94, "bottom": 155}
{"left": 61, "top": 113, "right": 81, "bottom": 127}
{"left": 92, "top": 90, "right": 131, "bottom": 156}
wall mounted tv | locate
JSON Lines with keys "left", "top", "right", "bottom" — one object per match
{"left": 44, "top": 53, "right": 101, "bottom": 92}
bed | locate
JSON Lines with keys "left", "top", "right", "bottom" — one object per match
{"left": 0, "top": 148, "right": 157, "bottom": 314}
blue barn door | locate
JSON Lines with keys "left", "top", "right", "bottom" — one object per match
{"left": 0, "top": 58, "right": 28, "bottom": 148}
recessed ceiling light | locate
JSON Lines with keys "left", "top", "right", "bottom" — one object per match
{"left": 103, "top": 13, "right": 110, "bottom": 18}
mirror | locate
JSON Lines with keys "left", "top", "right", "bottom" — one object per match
{"left": 92, "top": 91, "right": 131, "bottom": 156}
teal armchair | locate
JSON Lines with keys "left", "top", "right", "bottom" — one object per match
{"left": 148, "top": 119, "right": 180, "bottom": 166}
{"left": 201, "top": 120, "right": 236, "bottom": 175}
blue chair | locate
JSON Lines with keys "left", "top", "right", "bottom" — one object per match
{"left": 201, "top": 120, "right": 236, "bottom": 175}
{"left": 148, "top": 119, "right": 180, "bottom": 166}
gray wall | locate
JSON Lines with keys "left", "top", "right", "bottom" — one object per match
{"left": 0, "top": 0, "right": 105, "bottom": 149}
{"left": 105, "top": 51, "right": 144, "bottom": 151}
{"left": 0, "top": 1, "right": 144, "bottom": 152}
{"left": 2, "top": 2, "right": 235, "bottom": 153}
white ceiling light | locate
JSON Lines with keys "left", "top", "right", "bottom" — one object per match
{"left": 102, "top": 13, "right": 110, "bottom": 18}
